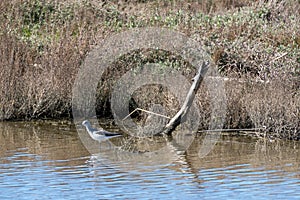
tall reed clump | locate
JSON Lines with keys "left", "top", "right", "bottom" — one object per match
{"left": 0, "top": 0, "right": 101, "bottom": 119}
{"left": 243, "top": 78, "right": 299, "bottom": 140}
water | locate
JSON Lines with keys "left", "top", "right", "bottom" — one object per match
{"left": 0, "top": 121, "right": 299, "bottom": 199}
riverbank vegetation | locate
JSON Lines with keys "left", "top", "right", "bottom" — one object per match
{"left": 0, "top": 0, "right": 299, "bottom": 139}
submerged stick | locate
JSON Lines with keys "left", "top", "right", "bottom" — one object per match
{"left": 122, "top": 108, "right": 171, "bottom": 121}
{"left": 197, "top": 127, "right": 266, "bottom": 133}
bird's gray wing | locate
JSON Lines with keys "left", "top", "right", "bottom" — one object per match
{"left": 94, "top": 130, "right": 122, "bottom": 137}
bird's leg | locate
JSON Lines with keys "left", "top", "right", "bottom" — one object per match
{"left": 99, "top": 142, "right": 102, "bottom": 151}
{"left": 106, "top": 140, "right": 112, "bottom": 150}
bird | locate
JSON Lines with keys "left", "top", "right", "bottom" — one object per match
{"left": 82, "top": 120, "right": 122, "bottom": 142}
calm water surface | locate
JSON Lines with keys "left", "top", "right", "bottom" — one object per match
{"left": 0, "top": 121, "right": 299, "bottom": 199}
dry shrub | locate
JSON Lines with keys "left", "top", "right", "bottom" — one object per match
{"left": 150, "top": 0, "right": 254, "bottom": 13}
{"left": 95, "top": 49, "right": 193, "bottom": 118}
{"left": 244, "top": 78, "right": 299, "bottom": 140}
{"left": 224, "top": 80, "right": 253, "bottom": 129}
{"left": 0, "top": 31, "right": 83, "bottom": 119}
{"left": 0, "top": 0, "right": 94, "bottom": 119}
{"left": 194, "top": 84, "right": 213, "bottom": 130}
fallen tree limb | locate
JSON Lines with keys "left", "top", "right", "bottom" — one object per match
{"left": 159, "top": 61, "right": 209, "bottom": 136}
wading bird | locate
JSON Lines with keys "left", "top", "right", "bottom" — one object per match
{"left": 82, "top": 120, "right": 122, "bottom": 142}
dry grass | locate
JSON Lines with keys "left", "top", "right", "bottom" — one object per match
{"left": 0, "top": 0, "right": 299, "bottom": 138}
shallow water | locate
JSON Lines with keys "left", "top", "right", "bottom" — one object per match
{"left": 0, "top": 121, "right": 299, "bottom": 199}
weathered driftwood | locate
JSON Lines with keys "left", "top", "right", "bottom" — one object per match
{"left": 159, "top": 61, "right": 209, "bottom": 136}
{"left": 120, "top": 61, "right": 209, "bottom": 137}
